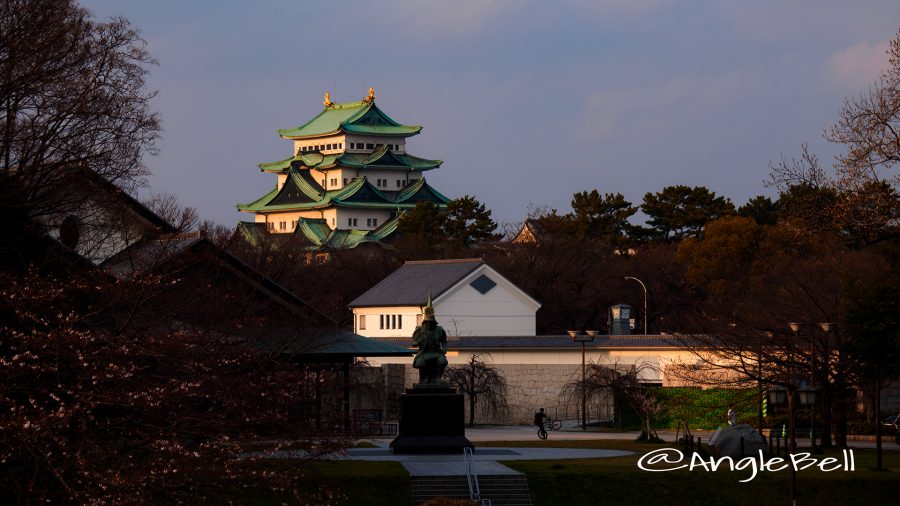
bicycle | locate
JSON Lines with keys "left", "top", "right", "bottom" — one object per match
{"left": 536, "top": 418, "right": 561, "bottom": 439}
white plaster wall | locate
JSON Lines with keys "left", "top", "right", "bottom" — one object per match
{"left": 321, "top": 208, "right": 338, "bottom": 229}
{"left": 291, "top": 135, "right": 409, "bottom": 156}
{"left": 309, "top": 169, "right": 327, "bottom": 189}
{"left": 353, "top": 306, "right": 422, "bottom": 338}
{"left": 260, "top": 210, "right": 326, "bottom": 233}
{"left": 364, "top": 169, "right": 411, "bottom": 191}
{"left": 292, "top": 135, "right": 346, "bottom": 156}
{"left": 433, "top": 266, "right": 539, "bottom": 337}
{"left": 344, "top": 135, "right": 405, "bottom": 154}
{"left": 335, "top": 208, "right": 392, "bottom": 230}
{"left": 45, "top": 201, "right": 146, "bottom": 265}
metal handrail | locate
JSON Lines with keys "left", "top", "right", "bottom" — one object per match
{"left": 463, "top": 447, "right": 482, "bottom": 502}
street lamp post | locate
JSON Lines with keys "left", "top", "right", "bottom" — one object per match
{"left": 769, "top": 383, "right": 815, "bottom": 506}
{"left": 789, "top": 322, "right": 834, "bottom": 451}
{"left": 818, "top": 323, "right": 834, "bottom": 449}
{"left": 788, "top": 322, "right": 802, "bottom": 452}
{"left": 624, "top": 276, "right": 648, "bottom": 334}
{"left": 569, "top": 330, "right": 597, "bottom": 430}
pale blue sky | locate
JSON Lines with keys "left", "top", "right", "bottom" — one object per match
{"left": 83, "top": 0, "right": 900, "bottom": 227}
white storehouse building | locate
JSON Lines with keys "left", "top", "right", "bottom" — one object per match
{"left": 348, "top": 258, "right": 541, "bottom": 338}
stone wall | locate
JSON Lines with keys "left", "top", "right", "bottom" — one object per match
{"left": 400, "top": 363, "right": 612, "bottom": 425}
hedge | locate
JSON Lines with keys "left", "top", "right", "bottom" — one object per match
{"left": 652, "top": 387, "right": 759, "bottom": 430}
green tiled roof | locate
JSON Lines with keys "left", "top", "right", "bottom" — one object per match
{"left": 292, "top": 216, "right": 402, "bottom": 250}
{"left": 395, "top": 177, "right": 450, "bottom": 205}
{"left": 236, "top": 185, "right": 279, "bottom": 211}
{"left": 277, "top": 101, "right": 422, "bottom": 139}
{"left": 236, "top": 221, "right": 268, "bottom": 248}
{"left": 236, "top": 170, "right": 448, "bottom": 213}
{"left": 259, "top": 148, "right": 440, "bottom": 173}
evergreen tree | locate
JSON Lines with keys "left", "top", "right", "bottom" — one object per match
{"left": 640, "top": 185, "right": 735, "bottom": 241}
{"left": 397, "top": 201, "right": 447, "bottom": 243}
{"left": 444, "top": 195, "right": 499, "bottom": 245}
{"left": 570, "top": 190, "right": 638, "bottom": 242}
{"left": 738, "top": 195, "right": 779, "bottom": 225}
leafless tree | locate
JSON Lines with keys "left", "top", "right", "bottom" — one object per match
{"left": 444, "top": 354, "right": 510, "bottom": 426}
{"left": 1, "top": 0, "right": 160, "bottom": 229}
{"left": 563, "top": 361, "right": 661, "bottom": 440}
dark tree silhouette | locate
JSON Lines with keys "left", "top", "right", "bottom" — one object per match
{"left": 444, "top": 195, "right": 499, "bottom": 245}
{"left": 640, "top": 185, "right": 736, "bottom": 241}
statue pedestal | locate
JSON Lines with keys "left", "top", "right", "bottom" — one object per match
{"left": 390, "top": 387, "right": 474, "bottom": 454}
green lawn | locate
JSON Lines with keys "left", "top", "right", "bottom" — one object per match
{"left": 199, "top": 441, "right": 898, "bottom": 505}
{"left": 480, "top": 440, "right": 900, "bottom": 506}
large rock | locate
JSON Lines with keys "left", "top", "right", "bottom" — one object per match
{"left": 709, "top": 424, "right": 766, "bottom": 458}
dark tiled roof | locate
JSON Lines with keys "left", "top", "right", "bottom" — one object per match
{"left": 101, "top": 233, "right": 338, "bottom": 325}
{"left": 102, "top": 233, "right": 205, "bottom": 278}
{"left": 275, "top": 327, "right": 415, "bottom": 359}
{"left": 348, "top": 258, "right": 484, "bottom": 308}
{"left": 374, "top": 334, "right": 688, "bottom": 349}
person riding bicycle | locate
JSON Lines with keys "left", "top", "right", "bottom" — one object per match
{"left": 534, "top": 408, "right": 548, "bottom": 432}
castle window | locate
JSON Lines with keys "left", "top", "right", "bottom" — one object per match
{"left": 366, "top": 218, "right": 372, "bottom": 227}
{"left": 279, "top": 221, "right": 286, "bottom": 230}
{"left": 326, "top": 144, "right": 332, "bottom": 150}
{"left": 380, "top": 315, "right": 385, "bottom": 329}
{"left": 359, "top": 315, "right": 366, "bottom": 330}
{"left": 366, "top": 143, "right": 374, "bottom": 149}
{"left": 372, "top": 218, "right": 378, "bottom": 227}
{"left": 331, "top": 217, "right": 335, "bottom": 226}
{"left": 397, "top": 315, "right": 403, "bottom": 328}
{"left": 343, "top": 178, "right": 348, "bottom": 185}
{"left": 396, "top": 180, "right": 402, "bottom": 188}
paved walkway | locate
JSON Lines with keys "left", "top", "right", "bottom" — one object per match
{"left": 346, "top": 445, "right": 633, "bottom": 476}
{"left": 413, "top": 425, "right": 900, "bottom": 450}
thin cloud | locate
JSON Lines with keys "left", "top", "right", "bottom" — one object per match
{"left": 579, "top": 69, "right": 758, "bottom": 138}
{"left": 824, "top": 40, "right": 890, "bottom": 90}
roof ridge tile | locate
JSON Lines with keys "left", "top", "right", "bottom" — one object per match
{"left": 404, "top": 258, "right": 483, "bottom": 265}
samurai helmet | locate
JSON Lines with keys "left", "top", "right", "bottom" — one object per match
{"left": 422, "top": 292, "right": 435, "bottom": 322}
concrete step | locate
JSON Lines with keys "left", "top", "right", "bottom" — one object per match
{"left": 411, "top": 475, "right": 532, "bottom": 506}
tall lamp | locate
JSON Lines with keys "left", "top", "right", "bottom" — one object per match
{"left": 624, "top": 276, "right": 648, "bottom": 334}
{"left": 569, "top": 330, "right": 597, "bottom": 430}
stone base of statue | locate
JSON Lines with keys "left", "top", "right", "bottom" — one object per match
{"left": 390, "top": 385, "right": 474, "bottom": 454}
